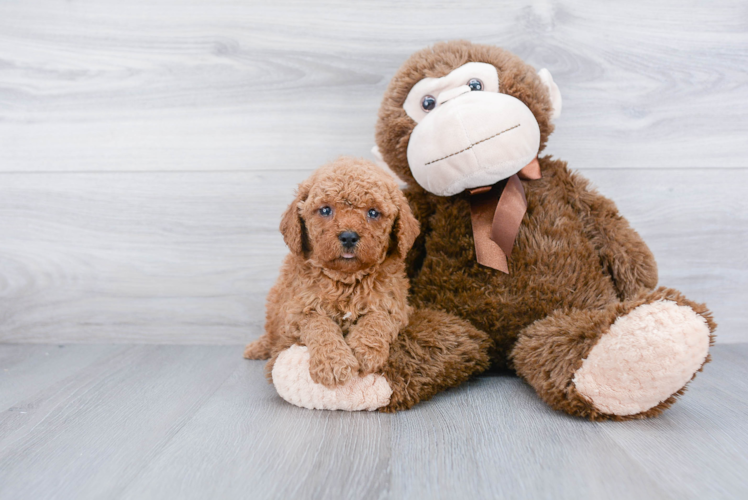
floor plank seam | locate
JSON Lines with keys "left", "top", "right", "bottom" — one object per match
{"left": 114, "top": 354, "right": 243, "bottom": 499}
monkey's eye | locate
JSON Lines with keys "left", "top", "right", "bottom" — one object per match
{"left": 468, "top": 78, "right": 483, "bottom": 91}
{"left": 367, "top": 208, "right": 381, "bottom": 219}
{"left": 421, "top": 95, "right": 436, "bottom": 112}
{"left": 319, "top": 206, "right": 332, "bottom": 217}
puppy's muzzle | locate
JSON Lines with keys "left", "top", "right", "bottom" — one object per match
{"left": 338, "top": 231, "right": 359, "bottom": 249}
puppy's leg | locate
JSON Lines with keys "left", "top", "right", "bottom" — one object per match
{"left": 245, "top": 282, "right": 284, "bottom": 360}
{"left": 244, "top": 333, "right": 274, "bottom": 360}
{"left": 301, "top": 314, "right": 360, "bottom": 388}
{"left": 346, "top": 311, "right": 399, "bottom": 375}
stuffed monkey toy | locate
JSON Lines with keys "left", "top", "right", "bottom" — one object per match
{"left": 268, "top": 41, "right": 716, "bottom": 420}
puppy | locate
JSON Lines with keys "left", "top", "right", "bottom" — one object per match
{"left": 244, "top": 157, "right": 420, "bottom": 388}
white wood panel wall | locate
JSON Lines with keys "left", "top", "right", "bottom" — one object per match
{"left": 1, "top": 0, "right": 746, "bottom": 343}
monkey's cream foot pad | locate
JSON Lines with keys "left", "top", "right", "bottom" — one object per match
{"left": 272, "top": 345, "right": 392, "bottom": 411}
{"left": 573, "top": 300, "right": 711, "bottom": 416}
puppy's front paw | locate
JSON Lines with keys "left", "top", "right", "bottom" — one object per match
{"left": 308, "top": 347, "right": 360, "bottom": 388}
{"left": 348, "top": 338, "right": 389, "bottom": 376}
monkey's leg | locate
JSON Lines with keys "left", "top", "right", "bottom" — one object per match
{"left": 380, "top": 308, "right": 492, "bottom": 412}
{"left": 268, "top": 308, "right": 492, "bottom": 411}
{"left": 511, "top": 287, "right": 716, "bottom": 420}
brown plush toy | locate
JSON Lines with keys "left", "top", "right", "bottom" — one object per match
{"left": 266, "top": 41, "right": 716, "bottom": 420}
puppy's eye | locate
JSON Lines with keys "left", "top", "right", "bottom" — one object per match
{"left": 319, "top": 206, "right": 332, "bottom": 217}
{"left": 367, "top": 208, "right": 380, "bottom": 219}
{"left": 468, "top": 78, "right": 483, "bottom": 91}
{"left": 421, "top": 95, "right": 436, "bottom": 112}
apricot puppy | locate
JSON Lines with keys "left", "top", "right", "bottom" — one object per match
{"left": 244, "top": 157, "right": 419, "bottom": 389}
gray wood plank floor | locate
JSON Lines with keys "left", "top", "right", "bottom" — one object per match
{"left": 1, "top": 343, "right": 746, "bottom": 500}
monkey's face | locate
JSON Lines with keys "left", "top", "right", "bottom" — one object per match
{"left": 375, "top": 42, "right": 562, "bottom": 196}
{"left": 403, "top": 62, "right": 558, "bottom": 195}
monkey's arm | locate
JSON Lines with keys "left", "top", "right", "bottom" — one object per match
{"left": 403, "top": 186, "right": 436, "bottom": 279}
{"left": 563, "top": 165, "right": 658, "bottom": 300}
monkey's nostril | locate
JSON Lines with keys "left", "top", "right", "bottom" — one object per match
{"left": 338, "top": 231, "right": 359, "bottom": 248}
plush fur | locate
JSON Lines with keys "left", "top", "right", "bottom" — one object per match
{"left": 512, "top": 287, "right": 715, "bottom": 420}
{"left": 244, "top": 157, "right": 419, "bottom": 387}
{"left": 371, "top": 41, "right": 716, "bottom": 419}
{"left": 382, "top": 308, "right": 492, "bottom": 412}
{"left": 573, "top": 298, "right": 711, "bottom": 416}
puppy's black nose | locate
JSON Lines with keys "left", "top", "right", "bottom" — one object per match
{"left": 338, "top": 231, "right": 359, "bottom": 248}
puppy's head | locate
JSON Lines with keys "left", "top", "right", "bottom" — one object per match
{"left": 280, "top": 157, "right": 419, "bottom": 274}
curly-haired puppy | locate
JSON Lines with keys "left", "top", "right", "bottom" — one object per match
{"left": 244, "top": 157, "right": 420, "bottom": 388}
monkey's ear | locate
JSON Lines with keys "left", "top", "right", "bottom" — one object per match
{"left": 391, "top": 188, "right": 420, "bottom": 258}
{"left": 279, "top": 179, "right": 312, "bottom": 256}
{"left": 537, "top": 68, "right": 562, "bottom": 120}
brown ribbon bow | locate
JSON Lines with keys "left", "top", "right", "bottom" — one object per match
{"left": 468, "top": 157, "right": 541, "bottom": 273}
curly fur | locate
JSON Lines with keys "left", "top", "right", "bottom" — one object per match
{"left": 244, "top": 157, "right": 420, "bottom": 388}
{"left": 372, "top": 40, "right": 716, "bottom": 419}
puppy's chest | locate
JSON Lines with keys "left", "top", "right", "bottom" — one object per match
{"left": 303, "top": 271, "right": 394, "bottom": 333}
{"left": 307, "top": 279, "right": 377, "bottom": 333}
{"left": 322, "top": 296, "right": 365, "bottom": 334}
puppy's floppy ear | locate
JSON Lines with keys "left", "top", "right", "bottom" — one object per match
{"left": 390, "top": 187, "right": 420, "bottom": 258}
{"left": 279, "top": 179, "right": 312, "bottom": 255}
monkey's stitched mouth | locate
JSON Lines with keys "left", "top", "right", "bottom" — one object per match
{"left": 424, "top": 124, "right": 521, "bottom": 166}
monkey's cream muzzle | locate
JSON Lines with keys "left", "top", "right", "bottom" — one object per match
{"left": 394, "top": 62, "right": 562, "bottom": 272}
{"left": 407, "top": 90, "right": 541, "bottom": 197}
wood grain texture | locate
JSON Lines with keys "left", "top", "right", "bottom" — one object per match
{"left": 0, "top": 1, "right": 745, "bottom": 344}
{"left": 0, "top": 343, "right": 746, "bottom": 499}
{"left": 0, "top": 168, "right": 744, "bottom": 343}
{"left": 0, "top": 344, "right": 121, "bottom": 411}
{"left": 121, "top": 362, "right": 393, "bottom": 500}
{"left": 0, "top": 345, "right": 238, "bottom": 499}
{"left": 386, "top": 374, "right": 672, "bottom": 500}
{"left": 598, "top": 344, "right": 748, "bottom": 499}
{"left": 0, "top": 0, "right": 746, "bottom": 172}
